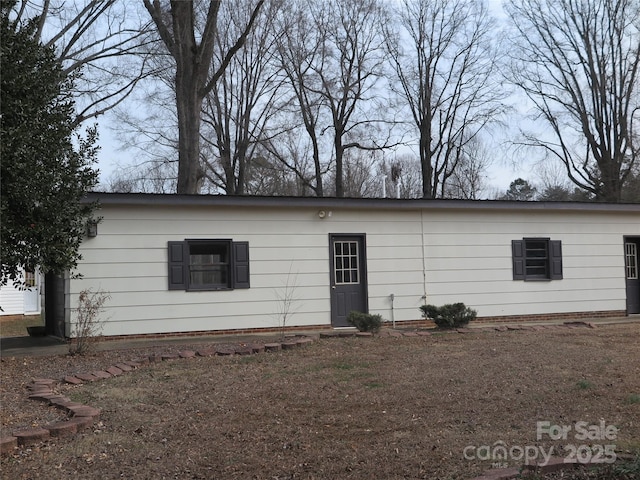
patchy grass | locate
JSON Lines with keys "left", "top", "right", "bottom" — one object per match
{"left": 0, "top": 315, "right": 42, "bottom": 338}
{"left": 1, "top": 324, "right": 639, "bottom": 479}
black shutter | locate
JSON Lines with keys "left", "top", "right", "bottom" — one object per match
{"left": 549, "top": 240, "right": 563, "bottom": 280}
{"left": 512, "top": 240, "right": 525, "bottom": 280}
{"left": 232, "top": 241, "right": 250, "bottom": 289}
{"left": 168, "top": 241, "right": 187, "bottom": 290}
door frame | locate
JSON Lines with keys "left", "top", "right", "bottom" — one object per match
{"left": 329, "top": 233, "right": 369, "bottom": 327}
{"left": 623, "top": 236, "right": 640, "bottom": 315}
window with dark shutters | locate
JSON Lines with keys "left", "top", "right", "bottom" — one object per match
{"left": 168, "top": 240, "right": 250, "bottom": 291}
{"left": 512, "top": 238, "right": 562, "bottom": 281}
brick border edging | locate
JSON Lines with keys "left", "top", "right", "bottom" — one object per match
{"left": 0, "top": 321, "right": 603, "bottom": 463}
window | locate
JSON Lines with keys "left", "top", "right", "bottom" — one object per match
{"left": 626, "top": 242, "right": 638, "bottom": 280}
{"left": 512, "top": 238, "right": 562, "bottom": 281}
{"left": 168, "top": 240, "right": 249, "bottom": 291}
{"left": 334, "top": 240, "right": 359, "bottom": 284}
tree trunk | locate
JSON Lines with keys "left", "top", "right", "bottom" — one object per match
{"left": 419, "top": 122, "right": 433, "bottom": 199}
{"left": 334, "top": 134, "right": 344, "bottom": 197}
{"left": 175, "top": 70, "right": 202, "bottom": 194}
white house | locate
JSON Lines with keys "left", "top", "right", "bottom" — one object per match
{"left": 0, "top": 269, "right": 42, "bottom": 317}
{"left": 48, "top": 193, "right": 640, "bottom": 338}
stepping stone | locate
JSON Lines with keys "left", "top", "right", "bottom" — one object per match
{"left": 235, "top": 346, "right": 253, "bottom": 355}
{"left": 128, "top": 359, "right": 146, "bottom": 366}
{"left": 356, "top": 332, "right": 373, "bottom": 337}
{"left": 28, "top": 392, "right": 59, "bottom": 402}
{"left": 115, "top": 363, "right": 134, "bottom": 372}
{"left": 92, "top": 371, "right": 112, "bottom": 380}
{"left": 64, "top": 376, "right": 83, "bottom": 385}
{"left": 336, "top": 331, "right": 356, "bottom": 337}
{"left": 215, "top": 347, "right": 235, "bottom": 356}
{"left": 403, "top": 332, "right": 419, "bottom": 337}
{"left": 296, "top": 338, "right": 314, "bottom": 346}
{"left": 13, "top": 428, "right": 50, "bottom": 446}
{"left": 68, "top": 405, "right": 101, "bottom": 420}
{"left": 48, "top": 397, "right": 73, "bottom": 407}
{"left": 456, "top": 328, "right": 474, "bottom": 334}
{"left": 106, "top": 366, "right": 123, "bottom": 376}
{"left": 27, "top": 384, "right": 52, "bottom": 393}
{"left": 46, "top": 421, "right": 78, "bottom": 438}
{"left": 388, "top": 331, "right": 403, "bottom": 337}
{"left": 319, "top": 332, "right": 338, "bottom": 338}
{"left": 179, "top": 350, "right": 196, "bottom": 358}
{"left": 494, "top": 326, "right": 508, "bottom": 332}
{"left": 75, "top": 373, "right": 99, "bottom": 382}
{"left": 416, "top": 331, "right": 432, "bottom": 336}
{"left": 250, "top": 344, "right": 265, "bottom": 354}
{"left": 31, "top": 378, "right": 57, "bottom": 387}
{"left": 264, "top": 343, "right": 281, "bottom": 352}
{"left": 161, "top": 354, "right": 180, "bottom": 361}
{"left": 196, "top": 349, "right": 216, "bottom": 357}
{"left": 281, "top": 341, "right": 298, "bottom": 350}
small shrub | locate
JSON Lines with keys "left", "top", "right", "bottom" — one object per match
{"left": 347, "top": 311, "right": 383, "bottom": 333}
{"left": 419, "top": 302, "right": 477, "bottom": 329}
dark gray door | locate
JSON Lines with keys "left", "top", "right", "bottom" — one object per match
{"left": 624, "top": 238, "right": 640, "bottom": 314}
{"left": 330, "top": 234, "right": 368, "bottom": 327}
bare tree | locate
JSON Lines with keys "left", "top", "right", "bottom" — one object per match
{"left": 13, "top": 0, "right": 154, "bottom": 126}
{"left": 306, "top": 0, "right": 391, "bottom": 197}
{"left": 199, "top": 0, "right": 283, "bottom": 195}
{"left": 271, "top": 0, "right": 327, "bottom": 196}
{"left": 386, "top": 0, "right": 506, "bottom": 198}
{"left": 142, "top": 0, "right": 264, "bottom": 194}
{"left": 505, "top": 0, "right": 640, "bottom": 202}
{"left": 442, "top": 137, "right": 493, "bottom": 199}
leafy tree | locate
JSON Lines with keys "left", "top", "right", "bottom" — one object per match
{"left": 0, "top": 3, "right": 99, "bottom": 288}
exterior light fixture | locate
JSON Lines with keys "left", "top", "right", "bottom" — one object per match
{"left": 87, "top": 220, "right": 98, "bottom": 237}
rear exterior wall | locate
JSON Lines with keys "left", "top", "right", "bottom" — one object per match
{"left": 66, "top": 204, "right": 638, "bottom": 336}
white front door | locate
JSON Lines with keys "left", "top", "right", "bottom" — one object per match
{"left": 23, "top": 270, "right": 40, "bottom": 314}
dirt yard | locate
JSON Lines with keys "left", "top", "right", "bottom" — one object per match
{"left": 1, "top": 323, "right": 639, "bottom": 479}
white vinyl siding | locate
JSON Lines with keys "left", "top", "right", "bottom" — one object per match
{"left": 67, "top": 202, "right": 640, "bottom": 337}
{"left": 421, "top": 210, "right": 635, "bottom": 317}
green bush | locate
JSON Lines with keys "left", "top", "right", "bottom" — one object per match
{"left": 419, "top": 302, "right": 477, "bottom": 329}
{"left": 347, "top": 311, "right": 383, "bottom": 333}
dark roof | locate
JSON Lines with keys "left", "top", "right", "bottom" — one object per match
{"left": 86, "top": 192, "right": 640, "bottom": 213}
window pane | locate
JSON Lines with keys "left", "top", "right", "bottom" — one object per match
{"left": 626, "top": 243, "right": 638, "bottom": 279}
{"left": 334, "top": 240, "right": 360, "bottom": 284}
{"left": 189, "top": 242, "right": 230, "bottom": 287}
{"left": 524, "top": 239, "right": 549, "bottom": 278}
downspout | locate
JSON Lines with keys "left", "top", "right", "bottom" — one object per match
{"left": 421, "top": 208, "right": 427, "bottom": 304}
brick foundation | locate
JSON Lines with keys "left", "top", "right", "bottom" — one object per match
{"left": 63, "top": 310, "right": 629, "bottom": 343}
